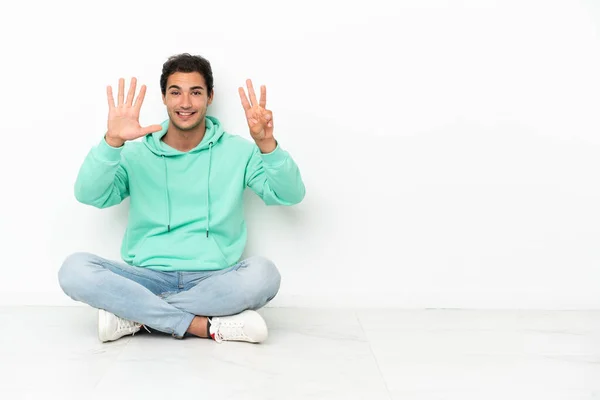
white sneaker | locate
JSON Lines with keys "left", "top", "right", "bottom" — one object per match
{"left": 209, "top": 310, "right": 268, "bottom": 343}
{"left": 98, "top": 309, "right": 142, "bottom": 342}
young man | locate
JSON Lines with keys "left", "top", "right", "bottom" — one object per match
{"left": 58, "top": 53, "right": 305, "bottom": 344}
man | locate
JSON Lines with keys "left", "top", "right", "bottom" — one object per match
{"left": 58, "top": 53, "right": 305, "bottom": 344}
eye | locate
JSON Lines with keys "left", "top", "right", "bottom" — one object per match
{"left": 192, "top": 91, "right": 202, "bottom": 96}
{"left": 170, "top": 91, "right": 180, "bottom": 95}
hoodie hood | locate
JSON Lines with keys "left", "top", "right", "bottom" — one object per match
{"left": 142, "top": 116, "right": 226, "bottom": 235}
{"left": 143, "top": 115, "right": 225, "bottom": 156}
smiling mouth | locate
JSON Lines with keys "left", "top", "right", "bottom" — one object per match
{"left": 176, "top": 111, "right": 196, "bottom": 117}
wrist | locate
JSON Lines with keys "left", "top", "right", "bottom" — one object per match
{"left": 256, "top": 138, "right": 277, "bottom": 154}
{"left": 105, "top": 134, "right": 125, "bottom": 148}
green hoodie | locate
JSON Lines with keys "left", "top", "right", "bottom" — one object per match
{"left": 74, "top": 116, "right": 305, "bottom": 271}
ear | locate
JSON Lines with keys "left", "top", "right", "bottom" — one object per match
{"left": 162, "top": 94, "right": 166, "bottom": 105}
{"left": 208, "top": 91, "right": 214, "bottom": 106}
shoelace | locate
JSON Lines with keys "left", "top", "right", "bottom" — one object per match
{"left": 116, "top": 317, "right": 150, "bottom": 336}
{"left": 210, "top": 318, "right": 248, "bottom": 343}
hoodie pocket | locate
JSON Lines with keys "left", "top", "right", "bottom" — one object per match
{"left": 132, "top": 233, "right": 231, "bottom": 269}
{"left": 209, "top": 235, "right": 230, "bottom": 265}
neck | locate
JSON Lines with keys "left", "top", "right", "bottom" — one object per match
{"left": 162, "top": 120, "right": 207, "bottom": 152}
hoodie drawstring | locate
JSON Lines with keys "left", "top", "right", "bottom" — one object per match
{"left": 206, "top": 142, "right": 213, "bottom": 237}
{"left": 162, "top": 155, "right": 171, "bottom": 232}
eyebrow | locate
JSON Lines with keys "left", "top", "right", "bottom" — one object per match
{"left": 167, "top": 85, "right": 205, "bottom": 91}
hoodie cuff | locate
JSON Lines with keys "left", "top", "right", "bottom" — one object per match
{"left": 95, "top": 136, "right": 124, "bottom": 163}
{"left": 259, "top": 143, "right": 287, "bottom": 167}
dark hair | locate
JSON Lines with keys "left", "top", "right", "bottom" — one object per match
{"left": 160, "top": 53, "right": 214, "bottom": 96}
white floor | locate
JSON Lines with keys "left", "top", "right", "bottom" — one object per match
{"left": 0, "top": 307, "right": 599, "bottom": 399}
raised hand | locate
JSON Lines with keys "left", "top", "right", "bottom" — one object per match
{"left": 238, "top": 79, "right": 274, "bottom": 144}
{"left": 105, "top": 78, "right": 162, "bottom": 147}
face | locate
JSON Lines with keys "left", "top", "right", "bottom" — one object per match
{"left": 162, "top": 71, "right": 213, "bottom": 132}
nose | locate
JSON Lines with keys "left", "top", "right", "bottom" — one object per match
{"left": 180, "top": 93, "right": 192, "bottom": 108}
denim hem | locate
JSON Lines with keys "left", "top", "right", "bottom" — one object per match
{"left": 172, "top": 312, "right": 195, "bottom": 339}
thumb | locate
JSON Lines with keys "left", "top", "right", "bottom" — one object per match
{"left": 141, "top": 124, "right": 163, "bottom": 135}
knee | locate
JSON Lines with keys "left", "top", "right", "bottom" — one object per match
{"left": 245, "top": 256, "right": 281, "bottom": 299}
{"left": 58, "top": 252, "right": 94, "bottom": 296}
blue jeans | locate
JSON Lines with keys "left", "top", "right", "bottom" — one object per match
{"left": 58, "top": 252, "right": 281, "bottom": 338}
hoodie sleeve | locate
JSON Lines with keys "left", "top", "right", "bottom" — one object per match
{"left": 245, "top": 143, "right": 306, "bottom": 206}
{"left": 74, "top": 137, "right": 130, "bottom": 208}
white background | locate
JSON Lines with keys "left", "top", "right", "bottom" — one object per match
{"left": 1, "top": 0, "right": 599, "bottom": 309}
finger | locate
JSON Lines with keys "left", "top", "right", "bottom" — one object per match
{"left": 238, "top": 87, "right": 251, "bottom": 111}
{"left": 259, "top": 85, "right": 266, "bottom": 108}
{"left": 106, "top": 85, "right": 115, "bottom": 109}
{"left": 118, "top": 78, "right": 125, "bottom": 106}
{"left": 126, "top": 77, "right": 137, "bottom": 106}
{"left": 264, "top": 110, "right": 273, "bottom": 127}
{"left": 134, "top": 84, "right": 147, "bottom": 113}
{"left": 141, "top": 124, "right": 163, "bottom": 135}
{"left": 246, "top": 79, "right": 258, "bottom": 107}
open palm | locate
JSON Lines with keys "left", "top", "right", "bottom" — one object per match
{"left": 106, "top": 78, "right": 162, "bottom": 143}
